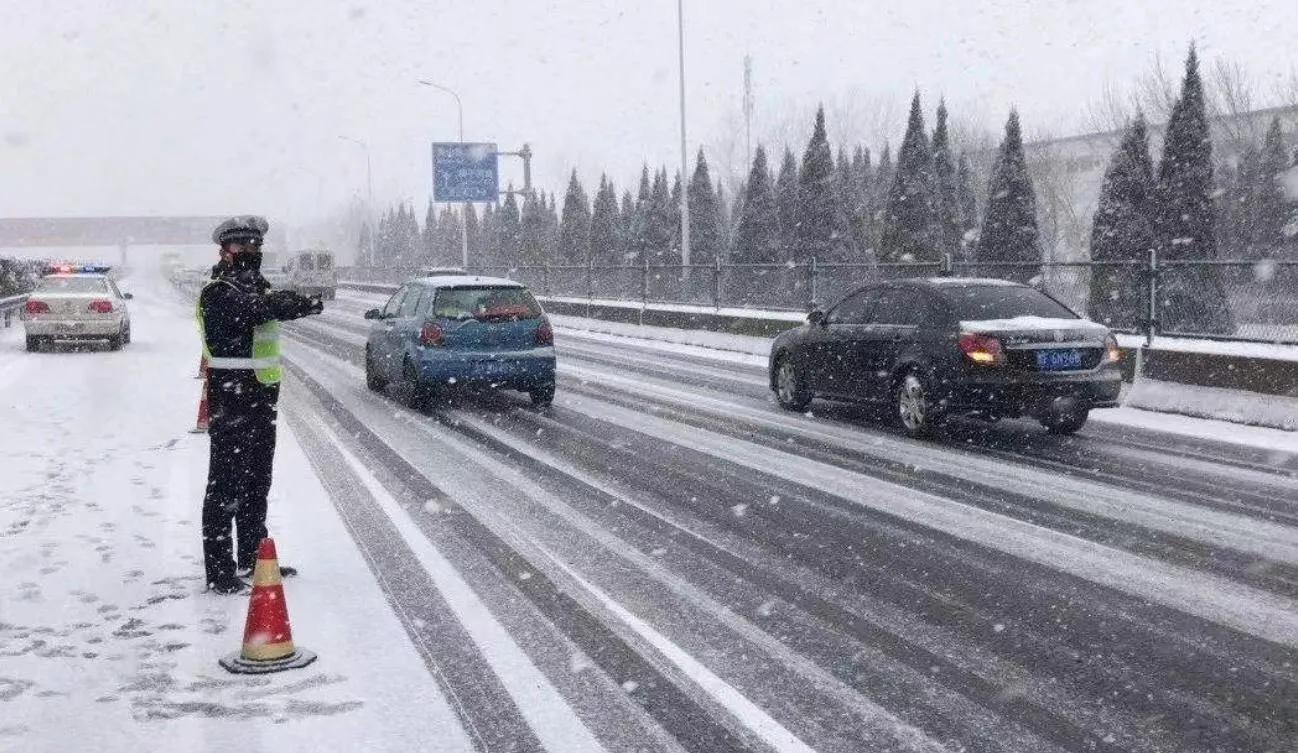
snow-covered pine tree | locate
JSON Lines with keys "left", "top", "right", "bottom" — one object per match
{"left": 955, "top": 154, "right": 979, "bottom": 260}
{"left": 1153, "top": 45, "right": 1233, "bottom": 334}
{"left": 649, "top": 168, "right": 674, "bottom": 263}
{"left": 589, "top": 176, "right": 620, "bottom": 265}
{"left": 1089, "top": 115, "right": 1156, "bottom": 330}
{"left": 733, "top": 145, "right": 780, "bottom": 264}
{"left": 975, "top": 110, "right": 1041, "bottom": 282}
{"left": 558, "top": 170, "right": 592, "bottom": 264}
{"left": 880, "top": 93, "right": 938, "bottom": 263}
{"left": 775, "top": 147, "right": 800, "bottom": 262}
{"left": 795, "top": 105, "right": 847, "bottom": 263}
{"left": 688, "top": 149, "right": 724, "bottom": 265}
{"left": 931, "top": 100, "right": 962, "bottom": 262}
{"left": 1249, "top": 117, "right": 1294, "bottom": 260}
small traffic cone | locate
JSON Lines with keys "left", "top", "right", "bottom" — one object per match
{"left": 195, "top": 355, "right": 207, "bottom": 379}
{"left": 220, "top": 538, "right": 316, "bottom": 674}
{"left": 189, "top": 369, "right": 210, "bottom": 433}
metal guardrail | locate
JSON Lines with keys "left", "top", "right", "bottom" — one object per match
{"left": 340, "top": 253, "right": 1298, "bottom": 346}
{"left": 0, "top": 293, "right": 28, "bottom": 328}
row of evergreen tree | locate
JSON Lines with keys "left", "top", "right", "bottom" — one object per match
{"left": 1089, "top": 47, "right": 1297, "bottom": 334}
{"left": 361, "top": 95, "right": 1042, "bottom": 272}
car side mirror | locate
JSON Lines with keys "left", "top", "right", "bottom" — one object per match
{"left": 364, "top": 308, "right": 381, "bottom": 320}
{"left": 807, "top": 309, "right": 825, "bottom": 326}
{"left": 122, "top": 292, "right": 134, "bottom": 300}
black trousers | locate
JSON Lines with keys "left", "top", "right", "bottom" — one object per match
{"left": 201, "top": 372, "right": 280, "bottom": 585}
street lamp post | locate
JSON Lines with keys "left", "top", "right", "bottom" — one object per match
{"left": 677, "top": 0, "right": 691, "bottom": 268}
{"left": 338, "top": 135, "right": 374, "bottom": 265}
{"left": 419, "top": 79, "right": 470, "bottom": 270}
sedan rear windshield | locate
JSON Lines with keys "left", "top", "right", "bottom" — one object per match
{"left": 36, "top": 276, "right": 109, "bottom": 294}
{"left": 297, "top": 255, "right": 315, "bottom": 270}
{"left": 946, "top": 285, "right": 1078, "bottom": 321}
{"left": 432, "top": 286, "right": 542, "bottom": 321}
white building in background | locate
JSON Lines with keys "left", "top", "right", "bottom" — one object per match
{"left": 1012, "top": 103, "right": 1298, "bottom": 264}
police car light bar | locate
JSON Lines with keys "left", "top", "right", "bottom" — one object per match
{"left": 43, "top": 264, "right": 113, "bottom": 275}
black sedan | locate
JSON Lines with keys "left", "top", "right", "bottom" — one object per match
{"left": 769, "top": 278, "right": 1123, "bottom": 437}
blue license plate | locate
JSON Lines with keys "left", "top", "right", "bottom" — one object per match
{"left": 1037, "top": 349, "right": 1083, "bottom": 371}
{"left": 472, "top": 361, "right": 507, "bottom": 378}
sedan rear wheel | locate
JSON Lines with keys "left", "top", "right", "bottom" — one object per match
{"left": 529, "top": 382, "right": 555, "bottom": 407}
{"left": 1041, "top": 407, "right": 1089, "bottom": 435}
{"left": 774, "top": 356, "right": 812, "bottom": 412}
{"left": 896, "top": 371, "right": 943, "bottom": 439}
{"left": 25, "top": 335, "right": 41, "bottom": 352}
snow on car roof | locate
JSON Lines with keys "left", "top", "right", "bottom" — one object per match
{"left": 415, "top": 274, "right": 525, "bottom": 289}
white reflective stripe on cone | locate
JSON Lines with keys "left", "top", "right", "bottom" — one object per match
{"left": 253, "top": 331, "right": 280, "bottom": 343}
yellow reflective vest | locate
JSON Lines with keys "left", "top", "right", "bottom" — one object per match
{"left": 196, "top": 280, "right": 283, "bottom": 386}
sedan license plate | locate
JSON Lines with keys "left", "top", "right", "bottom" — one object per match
{"left": 472, "top": 361, "right": 507, "bottom": 379}
{"left": 1037, "top": 348, "right": 1083, "bottom": 371}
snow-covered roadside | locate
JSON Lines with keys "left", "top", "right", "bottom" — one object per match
{"left": 0, "top": 269, "right": 460, "bottom": 752}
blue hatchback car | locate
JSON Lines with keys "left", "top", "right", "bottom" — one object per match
{"left": 364, "top": 276, "right": 556, "bottom": 407}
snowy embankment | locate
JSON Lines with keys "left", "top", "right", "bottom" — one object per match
{"left": 0, "top": 270, "right": 460, "bottom": 752}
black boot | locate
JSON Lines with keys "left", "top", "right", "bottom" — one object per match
{"left": 236, "top": 564, "right": 297, "bottom": 578}
{"left": 207, "top": 574, "right": 249, "bottom": 595}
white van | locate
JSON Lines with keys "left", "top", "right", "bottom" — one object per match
{"left": 284, "top": 249, "right": 336, "bottom": 300}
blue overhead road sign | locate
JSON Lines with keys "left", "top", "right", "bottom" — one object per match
{"left": 432, "top": 142, "right": 498, "bottom": 202}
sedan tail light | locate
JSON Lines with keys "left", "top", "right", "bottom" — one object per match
{"left": 536, "top": 318, "right": 554, "bottom": 346}
{"left": 958, "top": 332, "right": 1005, "bottom": 366}
{"left": 87, "top": 300, "right": 114, "bottom": 314}
{"left": 25, "top": 300, "right": 50, "bottom": 315}
{"left": 419, "top": 322, "right": 445, "bottom": 347}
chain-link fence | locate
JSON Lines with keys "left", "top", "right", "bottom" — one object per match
{"left": 339, "top": 255, "right": 1298, "bottom": 345}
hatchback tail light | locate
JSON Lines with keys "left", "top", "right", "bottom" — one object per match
{"left": 87, "top": 300, "right": 114, "bottom": 314}
{"left": 536, "top": 318, "right": 554, "bottom": 346}
{"left": 25, "top": 300, "right": 50, "bottom": 315}
{"left": 419, "top": 322, "right": 445, "bottom": 347}
{"left": 958, "top": 333, "right": 1005, "bottom": 366}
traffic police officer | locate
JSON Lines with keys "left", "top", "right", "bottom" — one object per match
{"left": 198, "top": 216, "right": 322, "bottom": 594}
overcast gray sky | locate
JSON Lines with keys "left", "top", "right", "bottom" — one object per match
{"left": 3, "top": 0, "right": 1295, "bottom": 238}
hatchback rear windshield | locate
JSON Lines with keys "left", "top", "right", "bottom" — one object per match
{"left": 316, "top": 254, "right": 332, "bottom": 270}
{"left": 36, "top": 276, "right": 109, "bottom": 294}
{"left": 432, "top": 286, "right": 542, "bottom": 321}
{"left": 297, "top": 254, "right": 315, "bottom": 270}
{"left": 946, "top": 285, "right": 1078, "bottom": 321}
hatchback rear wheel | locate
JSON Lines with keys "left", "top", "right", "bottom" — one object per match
{"left": 365, "top": 346, "right": 387, "bottom": 392}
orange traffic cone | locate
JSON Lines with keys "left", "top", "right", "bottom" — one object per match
{"left": 189, "top": 369, "right": 210, "bottom": 433}
{"left": 220, "top": 538, "right": 316, "bottom": 674}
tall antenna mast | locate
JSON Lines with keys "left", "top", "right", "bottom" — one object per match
{"left": 743, "top": 54, "right": 754, "bottom": 169}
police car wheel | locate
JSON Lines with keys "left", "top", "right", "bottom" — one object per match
{"left": 25, "top": 335, "right": 41, "bottom": 352}
{"left": 122, "top": 324, "right": 131, "bottom": 345}
{"left": 108, "top": 333, "right": 123, "bottom": 351}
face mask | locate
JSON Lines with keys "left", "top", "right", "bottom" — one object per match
{"left": 231, "top": 251, "right": 263, "bottom": 273}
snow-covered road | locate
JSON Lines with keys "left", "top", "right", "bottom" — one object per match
{"left": 3, "top": 273, "right": 1296, "bottom": 753}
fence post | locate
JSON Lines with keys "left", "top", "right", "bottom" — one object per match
{"left": 640, "top": 259, "right": 649, "bottom": 326}
{"left": 542, "top": 264, "right": 550, "bottom": 298}
{"left": 586, "top": 259, "right": 594, "bottom": 319}
{"left": 940, "top": 253, "right": 954, "bottom": 277}
{"left": 713, "top": 257, "right": 722, "bottom": 311}
{"left": 1145, "top": 248, "right": 1158, "bottom": 347}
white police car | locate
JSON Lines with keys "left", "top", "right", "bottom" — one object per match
{"left": 21, "top": 265, "right": 133, "bottom": 352}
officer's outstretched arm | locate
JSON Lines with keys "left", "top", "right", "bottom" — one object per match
{"left": 266, "top": 290, "right": 323, "bottom": 321}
